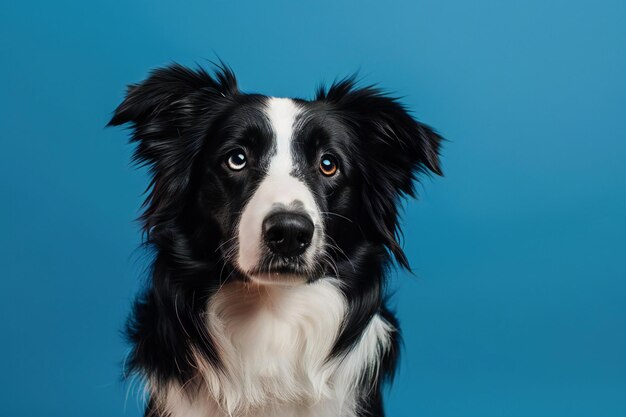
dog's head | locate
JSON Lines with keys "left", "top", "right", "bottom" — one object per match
{"left": 109, "top": 64, "right": 442, "bottom": 286}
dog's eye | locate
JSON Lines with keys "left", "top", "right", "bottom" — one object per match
{"left": 226, "top": 149, "right": 247, "bottom": 171}
{"left": 319, "top": 154, "right": 338, "bottom": 177}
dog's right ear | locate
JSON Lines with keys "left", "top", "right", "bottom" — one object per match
{"left": 108, "top": 64, "right": 238, "bottom": 233}
{"left": 316, "top": 77, "right": 443, "bottom": 269}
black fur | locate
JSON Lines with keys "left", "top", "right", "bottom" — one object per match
{"left": 109, "top": 63, "right": 442, "bottom": 416}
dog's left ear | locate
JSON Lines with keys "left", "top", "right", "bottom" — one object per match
{"left": 108, "top": 64, "right": 238, "bottom": 234}
{"left": 317, "top": 78, "right": 443, "bottom": 269}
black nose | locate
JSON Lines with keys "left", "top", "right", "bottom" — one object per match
{"left": 262, "top": 212, "right": 314, "bottom": 257}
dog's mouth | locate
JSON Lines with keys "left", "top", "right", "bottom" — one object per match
{"left": 245, "top": 255, "right": 320, "bottom": 285}
{"left": 218, "top": 239, "right": 321, "bottom": 286}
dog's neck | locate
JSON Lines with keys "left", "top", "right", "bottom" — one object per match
{"left": 152, "top": 278, "right": 392, "bottom": 417}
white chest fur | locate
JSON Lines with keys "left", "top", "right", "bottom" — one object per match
{"left": 154, "top": 279, "right": 392, "bottom": 417}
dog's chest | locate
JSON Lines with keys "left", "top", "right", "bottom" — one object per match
{"left": 159, "top": 279, "right": 391, "bottom": 417}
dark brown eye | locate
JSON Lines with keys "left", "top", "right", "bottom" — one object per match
{"left": 319, "top": 154, "right": 338, "bottom": 176}
{"left": 226, "top": 149, "right": 247, "bottom": 171}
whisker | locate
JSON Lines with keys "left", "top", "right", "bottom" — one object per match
{"left": 214, "top": 236, "right": 238, "bottom": 253}
{"left": 319, "top": 211, "right": 354, "bottom": 224}
{"left": 325, "top": 235, "right": 357, "bottom": 273}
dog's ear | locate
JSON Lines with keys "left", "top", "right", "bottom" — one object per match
{"left": 108, "top": 64, "right": 238, "bottom": 234}
{"left": 317, "top": 78, "right": 443, "bottom": 269}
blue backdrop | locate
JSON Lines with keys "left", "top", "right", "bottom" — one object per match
{"left": 1, "top": 0, "right": 625, "bottom": 416}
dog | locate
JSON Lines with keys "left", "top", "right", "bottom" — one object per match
{"left": 109, "top": 63, "right": 442, "bottom": 417}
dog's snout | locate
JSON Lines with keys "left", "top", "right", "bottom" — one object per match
{"left": 262, "top": 212, "right": 314, "bottom": 257}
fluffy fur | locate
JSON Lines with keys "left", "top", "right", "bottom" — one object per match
{"left": 109, "top": 63, "right": 442, "bottom": 417}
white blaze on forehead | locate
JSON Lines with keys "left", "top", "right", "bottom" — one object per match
{"left": 268, "top": 98, "right": 300, "bottom": 151}
{"left": 237, "top": 98, "right": 323, "bottom": 275}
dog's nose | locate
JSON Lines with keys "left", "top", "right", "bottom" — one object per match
{"left": 262, "top": 212, "right": 314, "bottom": 257}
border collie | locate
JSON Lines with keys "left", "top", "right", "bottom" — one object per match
{"left": 109, "top": 63, "right": 442, "bottom": 417}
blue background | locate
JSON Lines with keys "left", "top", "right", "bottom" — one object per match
{"left": 1, "top": 0, "right": 625, "bottom": 416}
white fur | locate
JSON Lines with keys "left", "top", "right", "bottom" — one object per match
{"left": 153, "top": 279, "right": 393, "bottom": 417}
{"left": 237, "top": 98, "right": 323, "bottom": 281}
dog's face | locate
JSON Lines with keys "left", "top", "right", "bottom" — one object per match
{"left": 205, "top": 97, "right": 336, "bottom": 284}
{"left": 109, "top": 65, "right": 442, "bottom": 286}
